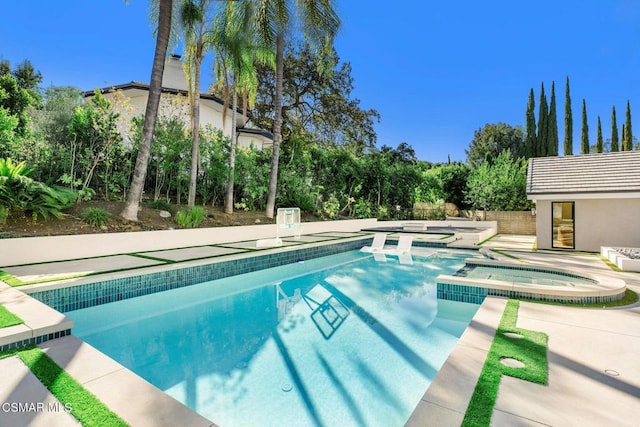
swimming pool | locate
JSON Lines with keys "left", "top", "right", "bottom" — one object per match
{"left": 67, "top": 248, "right": 481, "bottom": 426}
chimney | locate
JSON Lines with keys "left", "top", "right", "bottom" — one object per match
{"left": 161, "top": 54, "right": 188, "bottom": 91}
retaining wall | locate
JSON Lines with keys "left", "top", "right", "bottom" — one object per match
{"left": 0, "top": 219, "right": 378, "bottom": 266}
{"left": 460, "top": 211, "right": 536, "bottom": 235}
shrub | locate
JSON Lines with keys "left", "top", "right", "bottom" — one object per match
{"left": 82, "top": 207, "right": 111, "bottom": 227}
{"left": 0, "top": 158, "right": 76, "bottom": 220}
{"left": 175, "top": 206, "right": 206, "bottom": 228}
{"left": 353, "top": 198, "right": 373, "bottom": 219}
{"left": 321, "top": 195, "right": 340, "bottom": 219}
{"left": 376, "top": 205, "right": 389, "bottom": 220}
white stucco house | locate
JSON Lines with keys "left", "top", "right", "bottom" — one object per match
{"left": 527, "top": 151, "right": 640, "bottom": 251}
{"left": 84, "top": 55, "right": 273, "bottom": 150}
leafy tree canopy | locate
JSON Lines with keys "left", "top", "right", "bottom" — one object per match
{"left": 465, "top": 150, "right": 530, "bottom": 211}
{"left": 1, "top": 59, "right": 43, "bottom": 107}
{"left": 465, "top": 122, "right": 524, "bottom": 167}
{"left": 380, "top": 142, "right": 417, "bottom": 164}
{"left": 251, "top": 42, "right": 380, "bottom": 155}
{"left": 0, "top": 73, "right": 34, "bottom": 136}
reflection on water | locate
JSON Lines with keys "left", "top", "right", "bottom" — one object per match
{"left": 68, "top": 249, "right": 480, "bottom": 427}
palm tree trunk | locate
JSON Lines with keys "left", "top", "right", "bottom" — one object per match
{"left": 224, "top": 82, "right": 238, "bottom": 214}
{"left": 187, "top": 53, "right": 202, "bottom": 207}
{"left": 265, "top": 32, "right": 284, "bottom": 219}
{"left": 120, "top": 0, "right": 172, "bottom": 221}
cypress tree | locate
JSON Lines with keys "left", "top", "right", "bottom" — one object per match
{"left": 564, "top": 76, "right": 573, "bottom": 155}
{"left": 622, "top": 124, "right": 627, "bottom": 151}
{"left": 611, "top": 106, "right": 619, "bottom": 152}
{"left": 537, "top": 82, "right": 548, "bottom": 156}
{"left": 581, "top": 99, "right": 589, "bottom": 154}
{"left": 525, "top": 88, "right": 537, "bottom": 158}
{"left": 624, "top": 100, "right": 633, "bottom": 151}
{"left": 548, "top": 81, "right": 558, "bottom": 156}
{"left": 596, "top": 116, "right": 603, "bottom": 153}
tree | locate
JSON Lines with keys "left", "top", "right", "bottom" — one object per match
{"left": 465, "top": 150, "right": 530, "bottom": 211}
{"left": 623, "top": 100, "right": 633, "bottom": 151}
{"left": 596, "top": 116, "right": 603, "bottom": 153}
{"left": 0, "top": 73, "right": 34, "bottom": 136}
{"left": 622, "top": 124, "right": 627, "bottom": 151}
{"left": 181, "top": 0, "right": 218, "bottom": 207}
{"left": 564, "top": 76, "right": 573, "bottom": 156}
{"left": 581, "top": 99, "right": 589, "bottom": 154}
{"left": 12, "top": 60, "right": 43, "bottom": 107}
{"left": 212, "top": 0, "right": 274, "bottom": 214}
{"left": 0, "top": 104, "right": 18, "bottom": 155}
{"left": 465, "top": 122, "right": 524, "bottom": 167}
{"left": 66, "top": 92, "right": 123, "bottom": 199}
{"left": 254, "top": 0, "right": 341, "bottom": 219}
{"left": 25, "top": 86, "right": 82, "bottom": 183}
{"left": 0, "top": 60, "right": 9, "bottom": 76}
{"left": 547, "top": 81, "right": 558, "bottom": 156}
{"left": 524, "top": 88, "right": 536, "bottom": 158}
{"left": 537, "top": 82, "right": 548, "bottom": 157}
{"left": 121, "top": 0, "right": 173, "bottom": 221}
{"left": 252, "top": 43, "right": 380, "bottom": 155}
{"left": 611, "top": 106, "right": 619, "bottom": 152}
{"left": 380, "top": 142, "right": 417, "bottom": 164}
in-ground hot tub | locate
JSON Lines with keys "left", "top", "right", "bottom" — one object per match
{"left": 437, "top": 258, "right": 627, "bottom": 304}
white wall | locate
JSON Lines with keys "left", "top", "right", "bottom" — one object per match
{"left": 535, "top": 198, "right": 640, "bottom": 251}
{"left": 0, "top": 219, "right": 378, "bottom": 266}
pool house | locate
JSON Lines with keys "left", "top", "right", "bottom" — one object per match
{"left": 527, "top": 150, "right": 640, "bottom": 252}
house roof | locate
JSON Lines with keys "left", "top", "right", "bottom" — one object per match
{"left": 527, "top": 151, "right": 640, "bottom": 198}
{"left": 237, "top": 127, "right": 274, "bottom": 140}
{"left": 83, "top": 81, "right": 247, "bottom": 117}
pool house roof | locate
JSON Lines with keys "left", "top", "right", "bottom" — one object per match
{"left": 527, "top": 150, "right": 640, "bottom": 200}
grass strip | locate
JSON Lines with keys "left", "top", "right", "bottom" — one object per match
{"left": 462, "top": 300, "right": 548, "bottom": 426}
{"left": 0, "top": 304, "right": 24, "bottom": 328}
{"left": 1, "top": 345, "right": 129, "bottom": 426}
{"left": 0, "top": 270, "right": 23, "bottom": 286}
{"left": 477, "top": 233, "right": 498, "bottom": 246}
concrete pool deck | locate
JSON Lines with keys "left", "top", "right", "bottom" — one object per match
{"left": 1, "top": 231, "right": 639, "bottom": 426}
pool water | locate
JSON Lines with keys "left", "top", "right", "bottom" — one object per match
{"left": 68, "top": 249, "right": 481, "bottom": 427}
{"left": 462, "top": 265, "right": 597, "bottom": 287}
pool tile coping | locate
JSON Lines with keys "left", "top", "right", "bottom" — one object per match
{"left": 0, "top": 282, "right": 73, "bottom": 350}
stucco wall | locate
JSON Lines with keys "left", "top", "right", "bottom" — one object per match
{"left": 535, "top": 198, "right": 640, "bottom": 251}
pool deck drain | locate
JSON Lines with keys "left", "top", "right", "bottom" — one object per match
{"left": 1, "top": 233, "right": 640, "bottom": 426}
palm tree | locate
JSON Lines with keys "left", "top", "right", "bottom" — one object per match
{"left": 253, "top": 0, "right": 340, "bottom": 218}
{"left": 180, "top": 0, "right": 216, "bottom": 207}
{"left": 213, "top": 2, "right": 274, "bottom": 214}
{"left": 121, "top": 0, "right": 173, "bottom": 221}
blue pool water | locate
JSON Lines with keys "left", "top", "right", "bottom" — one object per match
{"left": 461, "top": 265, "right": 597, "bottom": 287}
{"left": 68, "top": 249, "right": 481, "bottom": 427}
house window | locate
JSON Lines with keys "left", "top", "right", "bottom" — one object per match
{"left": 552, "top": 202, "right": 575, "bottom": 249}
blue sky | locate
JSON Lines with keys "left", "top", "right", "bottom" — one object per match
{"left": 2, "top": 1, "right": 640, "bottom": 162}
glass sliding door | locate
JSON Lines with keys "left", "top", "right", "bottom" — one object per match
{"left": 552, "top": 202, "right": 575, "bottom": 249}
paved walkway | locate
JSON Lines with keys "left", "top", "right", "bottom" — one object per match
{"left": 408, "top": 235, "right": 640, "bottom": 426}
{"left": 2, "top": 233, "right": 640, "bottom": 426}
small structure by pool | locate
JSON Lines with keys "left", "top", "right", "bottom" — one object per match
{"left": 362, "top": 220, "right": 497, "bottom": 247}
{"left": 437, "top": 256, "right": 626, "bottom": 304}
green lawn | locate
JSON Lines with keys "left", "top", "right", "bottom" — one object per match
{"left": 0, "top": 304, "right": 23, "bottom": 328}
{"left": 462, "top": 299, "right": 548, "bottom": 426}
{"left": 0, "top": 346, "right": 129, "bottom": 427}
